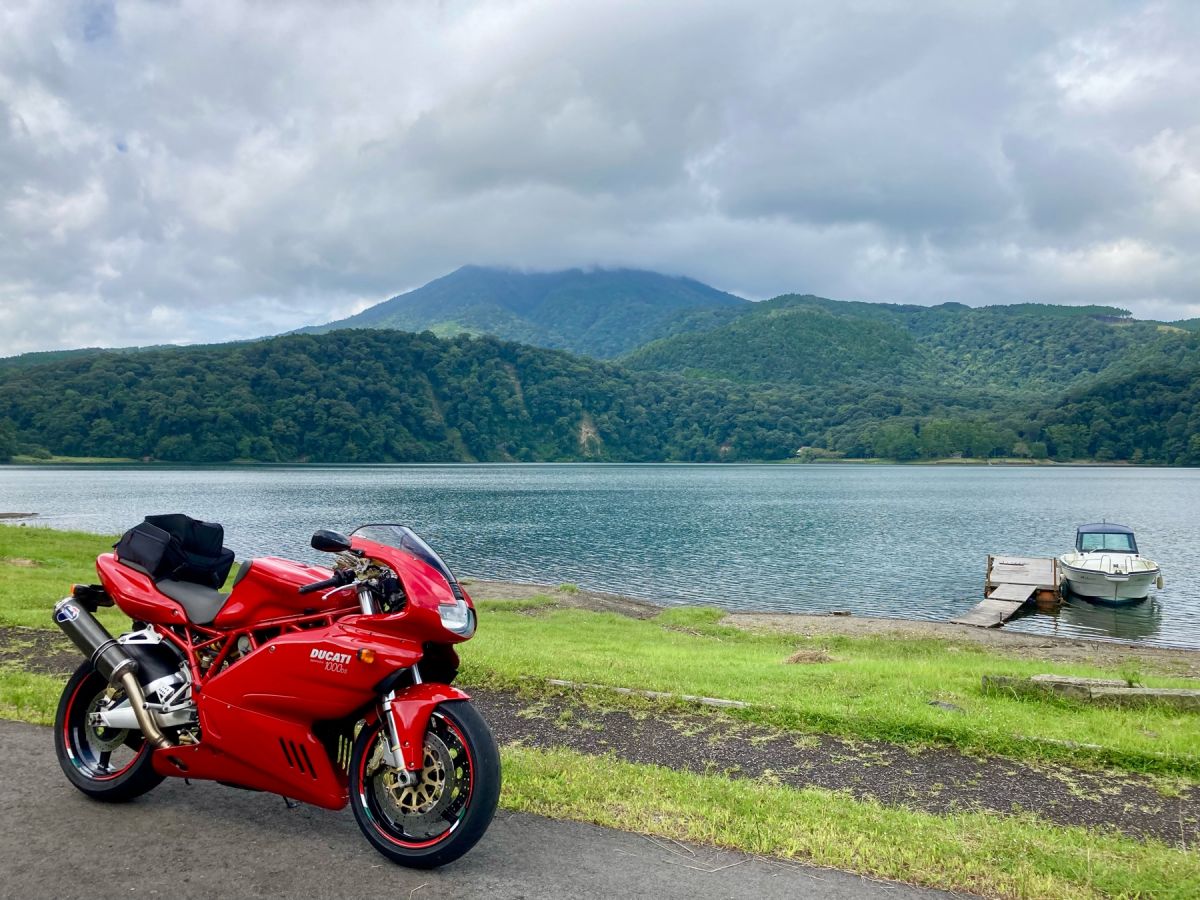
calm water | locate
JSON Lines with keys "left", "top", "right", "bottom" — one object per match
{"left": 2, "top": 464, "right": 1197, "bottom": 648}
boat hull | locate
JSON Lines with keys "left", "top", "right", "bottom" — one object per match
{"left": 1059, "top": 560, "right": 1159, "bottom": 604}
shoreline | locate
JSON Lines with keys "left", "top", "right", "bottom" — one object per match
{"left": 0, "top": 456, "right": 1181, "bottom": 467}
{"left": 464, "top": 578, "right": 1200, "bottom": 673}
{"left": 4, "top": 521, "right": 1196, "bottom": 666}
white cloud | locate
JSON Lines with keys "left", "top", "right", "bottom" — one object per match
{"left": 1, "top": 0, "right": 1200, "bottom": 355}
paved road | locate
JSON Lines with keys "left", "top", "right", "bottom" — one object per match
{"left": 0, "top": 720, "right": 950, "bottom": 900}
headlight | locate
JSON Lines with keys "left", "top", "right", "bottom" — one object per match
{"left": 438, "top": 597, "right": 476, "bottom": 637}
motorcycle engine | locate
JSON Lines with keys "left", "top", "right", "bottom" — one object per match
{"left": 89, "top": 628, "right": 199, "bottom": 738}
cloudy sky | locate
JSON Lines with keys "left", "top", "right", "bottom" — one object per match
{"left": 2, "top": 0, "right": 1199, "bottom": 355}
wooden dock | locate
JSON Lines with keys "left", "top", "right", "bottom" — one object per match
{"left": 951, "top": 555, "right": 1061, "bottom": 628}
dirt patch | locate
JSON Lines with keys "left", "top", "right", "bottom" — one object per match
{"left": 472, "top": 685, "right": 1199, "bottom": 847}
{"left": 0, "top": 626, "right": 80, "bottom": 676}
{"left": 4, "top": 557, "right": 39, "bottom": 568}
{"left": 0, "top": 513, "right": 36, "bottom": 520}
{"left": 785, "top": 649, "right": 834, "bottom": 664}
{"left": 514, "top": 603, "right": 562, "bottom": 617}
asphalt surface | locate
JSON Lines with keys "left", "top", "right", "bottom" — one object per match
{"left": 0, "top": 720, "right": 952, "bottom": 900}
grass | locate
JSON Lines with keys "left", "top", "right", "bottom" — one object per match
{"left": 464, "top": 604, "right": 1200, "bottom": 779}
{"left": 0, "top": 525, "right": 129, "bottom": 631}
{"left": 503, "top": 744, "right": 1199, "bottom": 899}
{"left": 0, "top": 668, "right": 62, "bottom": 725}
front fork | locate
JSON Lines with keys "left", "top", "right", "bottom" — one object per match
{"left": 379, "top": 667, "right": 422, "bottom": 785}
{"left": 355, "top": 582, "right": 421, "bottom": 785}
{"left": 357, "top": 583, "right": 472, "bottom": 785}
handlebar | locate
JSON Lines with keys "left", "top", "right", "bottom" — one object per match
{"left": 298, "top": 569, "right": 354, "bottom": 595}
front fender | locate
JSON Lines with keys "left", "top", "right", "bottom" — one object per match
{"left": 379, "top": 682, "right": 472, "bottom": 771}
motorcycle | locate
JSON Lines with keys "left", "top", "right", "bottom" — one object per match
{"left": 51, "top": 518, "right": 500, "bottom": 869}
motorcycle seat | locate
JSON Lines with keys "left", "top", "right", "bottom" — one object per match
{"left": 156, "top": 579, "right": 229, "bottom": 625}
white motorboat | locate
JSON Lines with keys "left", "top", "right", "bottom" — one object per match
{"left": 1058, "top": 523, "right": 1163, "bottom": 605}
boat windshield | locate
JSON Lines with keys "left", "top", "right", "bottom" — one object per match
{"left": 1078, "top": 532, "right": 1136, "bottom": 553}
{"left": 351, "top": 524, "right": 459, "bottom": 588}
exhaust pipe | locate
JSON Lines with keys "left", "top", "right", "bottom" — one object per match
{"left": 114, "top": 670, "right": 171, "bottom": 749}
{"left": 53, "top": 598, "right": 172, "bottom": 749}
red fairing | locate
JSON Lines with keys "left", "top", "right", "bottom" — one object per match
{"left": 156, "top": 624, "right": 426, "bottom": 809}
{"left": 151, "top": 710, "right": 345, "bottom": 808}
{"left": 202, "top": 622, "right": 423, "bottom": 721}
{"left": 97, "top": 553, "right": 187, "bottom": 625}
{"left": 348, "top": 537, "right": 476, "bottom": 645}
{"left": 215, "top": 557, "right": 343, "bottom": 628}
{"left": 354, "top": 538, "right": 459, "bottom": 605}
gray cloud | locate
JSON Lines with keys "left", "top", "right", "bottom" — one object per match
{"left": 2, "top": 0, "right": 1200, "bottom": 355}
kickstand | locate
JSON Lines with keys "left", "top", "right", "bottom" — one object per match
{"left": 282, "top": 796, "right": 300, "bottom": 810}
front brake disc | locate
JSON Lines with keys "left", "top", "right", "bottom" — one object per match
{"left": 372, "top": 731, "right": 455, "bottom": 835}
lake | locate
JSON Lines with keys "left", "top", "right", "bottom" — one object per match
{"left": 2, "top": 463, "right": 1196, "bottom": 648}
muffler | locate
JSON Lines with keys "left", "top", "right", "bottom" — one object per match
{"left": 53, "top": 597, "right": 172, "bottom": 749}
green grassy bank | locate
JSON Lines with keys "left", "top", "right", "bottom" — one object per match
{"left": 463, "top": 600, "right": 1200, "bottom": 780}
{"left": 8, "top": 455, "right": 138, "bottom": 465}
{"left": 0, "top": 525, "right": 127, "bottom": 631}
{"left": 2, "top": 524, "right": 1198, "bottom": 898}
{"left": 505, "top": 746, "right": 1198, "bottom": 899}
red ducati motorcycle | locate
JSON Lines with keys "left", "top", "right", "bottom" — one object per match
{"left": 52, "top": 517, "right": 500, "bottom": 869}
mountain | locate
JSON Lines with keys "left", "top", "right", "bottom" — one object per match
{"left": 6, "top": 270, "right": 1200, "bottom": 466}
{"left": 302, "top": 266, "right": 746, "bottom": 358}
{"left": 624, "top": 294, "right": 1200, "bottom": 397}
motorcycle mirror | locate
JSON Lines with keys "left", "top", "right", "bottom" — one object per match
{"left": 311, "top": 529, "right": 352, "bottom": 553}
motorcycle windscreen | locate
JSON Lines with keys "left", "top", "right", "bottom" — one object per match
{"left": 350, "top": 524, "right": 460, "bottom": 591}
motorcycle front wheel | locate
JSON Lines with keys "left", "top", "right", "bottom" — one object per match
{"left": 349, "top": 700, "right": 500, "bottom": 868}
{"left": 54, "top": 662, "right": 164, "bottom": 802}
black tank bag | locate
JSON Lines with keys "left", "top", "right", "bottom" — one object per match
{"left": 114, "top": 514, "right": 235, "bottom": 589}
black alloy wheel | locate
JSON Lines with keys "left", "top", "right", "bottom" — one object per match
{"left": 54, "top": 662, "right": 164, "bottom": 802}
{"left": 349, "top": 700, "right": 500, "bottom": 868}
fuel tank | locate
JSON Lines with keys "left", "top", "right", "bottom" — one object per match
{"left": 214, "top": 557, "right": 350, "bottom": 628}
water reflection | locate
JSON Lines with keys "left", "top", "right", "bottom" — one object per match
{"left": 1054, "top": 595, "right": 1164, "bottom": 643}
{"left": 1004, "top": 594, "right": 1165, "bottom": 643}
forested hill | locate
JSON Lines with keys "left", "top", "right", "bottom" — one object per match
{"left": 624, "top": 294, "right": 1200, "bottom": 396}
{"left": 1, "top": 324, "right": 1199, "bottom": 465}
{"left": 1035, "top": 366, "right": 1200, "bottom": 464}
{"left": 301, "top": 266, "right": 746, "bottom": 358}
{"left": 0, "top": 347, "right": 109, "bottom": 372}
{"left": 0, "top": 330, "right": 819, "bottom": 463}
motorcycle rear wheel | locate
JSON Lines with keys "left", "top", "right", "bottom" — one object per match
{"left": 54, "top": 662, "right": 164, "bottom": 802}
{"left": 349, "top": 700, "right": 500, "bottom": 868}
